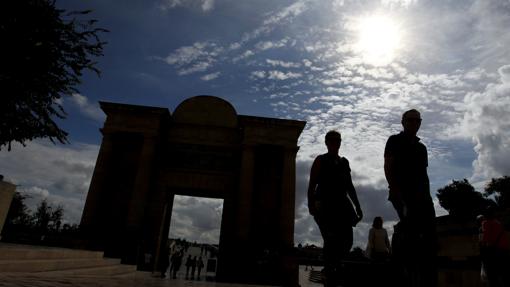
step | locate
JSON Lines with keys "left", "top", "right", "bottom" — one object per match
{"left": 309, "top": 270, "right": 323, "bottom": 283}
{"left": 36, "top": 263, "right": 137, "bottom": 276}
{"left": 0, "top": 244, "right": 103, "bottom": 260}
{"left": 0, "top": 257, "right": 120, "bottom": 273}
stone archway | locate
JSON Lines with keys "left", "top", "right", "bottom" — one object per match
{"left": 80, "top": 96, "right": 306, "bottom": 285}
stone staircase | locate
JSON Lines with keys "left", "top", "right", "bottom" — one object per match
{"left": 0, "top": 243, "right": 137, "bottom": 277}
{"left": 308, "top": 269, "right": 323, "bottom": 283}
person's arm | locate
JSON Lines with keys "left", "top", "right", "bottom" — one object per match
{"left": 384, "top": 154, "right": 401, "bottom": 201}
{"left": 384, "top": 229, "right": 391, "bottom": 253}
{"left": 307, "top": 157, "right": 320, "bottom": 216}
{"left": 366, "top": 228, "right": 374, "bottom": 257}
{"left": 345, "top": 159, "right": 363, "bottom": 221}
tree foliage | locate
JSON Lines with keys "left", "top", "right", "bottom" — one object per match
{"left": 436, "top": 179, "right": 491, "bottom": 219}
{"left": 484, "top": 176, "right": 510, "bottom": 210}
{"left": 33, "top": 199, "right": 64, "bottom": 233}
{"left": 3, "top": 192, "right": 65, "bottom": 235}
{"left": 4, "top": 192, "right": 33, "bottom": 231}
{"left": 0, "top": 0, "right": 107, "bottom": 150}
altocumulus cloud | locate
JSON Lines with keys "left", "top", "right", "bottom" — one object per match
{"left": 0, "top": 142, "right": 99, "bottom": 224}
{"left": 160, "top": 0, "right": 215, "bottom": 12}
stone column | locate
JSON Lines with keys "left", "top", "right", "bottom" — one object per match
{"left": 235, "top": 144, "right": 255, "bottom": 240}
{"left": 0, "top": 180, "right": 16, "bottom": 239}
{"left": 280, "top": 146, "right": 299, "bottom": 248}
{"left": 80, "top": 132, "right": 115, "bottom": 231}
{"left": 217, "top": 144, "right": 254, "bottom": 282}
{"left": 279, "top": 146, "right": 299, "bottom": 287}
{"left": 126, "top": 136, "right": 157, "bottom": 228}
{"left": 123, "top": 135, "right": 158, "bottom": 264}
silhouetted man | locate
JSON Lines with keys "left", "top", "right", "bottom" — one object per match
{"left": 308, "top": 130, "right": 363, "bottom": 287}
{"left": 384, "top": 109, "right": 437, "bottom": 287}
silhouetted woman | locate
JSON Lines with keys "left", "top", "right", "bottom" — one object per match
{"left": 366, "top": 216, "right": 391, "bottom": 261}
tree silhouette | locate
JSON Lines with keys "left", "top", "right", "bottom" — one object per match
{"left": 0, "top": 0, "right": 107, "bottom": 150}
{"left": 436, "top": 179, "right": 491, "bottom": 219}
{"left": 33, "top": 199, "right": 64, "bottom": 234}
{"left": 484, "top": 176, "right": 510, "bottom": 210}
{"left": 3, "top": 192, "right": 33, "bottom": 233}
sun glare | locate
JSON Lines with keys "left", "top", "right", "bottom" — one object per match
{"left": 355, "top": 15, "right": 403, "bottom": 66}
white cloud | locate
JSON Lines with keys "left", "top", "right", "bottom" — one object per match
{"left": 0, "top": 141, "right": 100, "bottom": 224}
{"left": 266, "top": 59, "right": 301, "bottom": 68}
{"left": 163, "top": 42, "right": 222, "bottom": 75}
{"left": 232, "top": 50, "right": 255, "bottom": 62}
{"left": 169, "top": 195, "right": 223, "bottom": 244}
{"left": 255, "top": 38, "right": 289, "bottom": 51}
{"left": 381, "top": 0, "right": 418, "bottom": 8}
{"left": 201, "top": 0, "right": 214, "bottom": 12}
{"left": 160, "top": 0, "right": 215, "bottom": 12}
{"left": 159, "top": 0, "right": 182, "bottom": 10}
{"left": 267, "top": 70, "right": 302, "bottom": 80}
{"left": 200, "top": 71, "right": 221, "bottom": 81}
{"left": 69, "top": 93, "right": 105, "bottom": 122}
{"left": 262, "top": 0, "right": 310, "bottom": 26}
{"left": 460, "top": 64, "right": 510, "bottom": 181}
{"left": 178, "top": 61, "right": 212, "bottom": 75}
{"left": 250, "top": 71, "right": 266, "bottom": 79}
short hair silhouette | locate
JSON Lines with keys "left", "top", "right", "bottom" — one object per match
{"left": 372, "top": 216, "right": 383, "bottom": 229}
{"left": 325, "top": 130, "right": 341, "bottom": 142}
{"left": 402, "top": 109, "right": 421, "bottom": 120}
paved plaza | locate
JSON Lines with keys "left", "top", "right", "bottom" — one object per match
{"left": 0, "top": 266, "right": 321, "bottom": 287}
{"left": 0, "top": 244, "right": 323, "bottom": 287}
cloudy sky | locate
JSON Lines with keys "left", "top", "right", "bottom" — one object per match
{"left": 2, "top": 0, "right": 510, "bottom": 248}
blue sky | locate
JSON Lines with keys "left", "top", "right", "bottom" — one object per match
{"left": 2, "top": 0, "right": 510, "bottom": 248}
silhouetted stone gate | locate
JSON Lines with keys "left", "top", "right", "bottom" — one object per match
{"left": 80, "top": 96, "right": 305, "bottom": 285}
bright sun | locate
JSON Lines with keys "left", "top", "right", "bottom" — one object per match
{"left": 355, "top": 15, "right": 403, "bottom": 66}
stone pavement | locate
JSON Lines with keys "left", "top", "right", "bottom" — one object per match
{"left": 0, "top": 243, "right": 323, "bottom": 287}
{"left": 0, "top": 266, "right": 322, "bottom": 287}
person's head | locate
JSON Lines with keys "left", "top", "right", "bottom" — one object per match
{"left": 372, "top": 216, "right": 383, "bottom": 229}
{"left": 325, "top": 130, "right": 341, "bottom": 154}
{"left": 483, "top": 204, "right": 497, "bottom": 220}
{"left": 401, "top": 109, "right": 422, "bottom": 136}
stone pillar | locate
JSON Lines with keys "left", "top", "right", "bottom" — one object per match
{"left": 236, "top": 144, "right": 255, "bottom": 240}
{"left": 217, "top": 144, "right": 254, "bottom": 282}
{"left": 279, "top": 147, "right": 299, "bottom": 287}
{"left": 280, "top": 147, "right": 299, "bottom": 248}
{"left": 80, "top": 132, "right": 115, "bottom": 230}
{"left": 124, "top": 136, "right": 158, "bottom": 263}
{"left": 0, "top": 180, "right": 16, "bottom": 240}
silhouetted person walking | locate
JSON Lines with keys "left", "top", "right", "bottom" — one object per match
{"left": 196, "top": 256, "right": 204, "bottom": 279}
{"left": 366, "top": 216, "right": 391, "bottom": 261}
{"left": 191, "top": 256, "right": 197, "bottom": 279}
{"left": 171, "top": 251, "right": 183, "bottom": 279}
{"left": 185, "top": 254, "right": 193, "bottom": 279}
{"left": 384, "top": 109, "right": 437, "bottom": 287}
{"left": 479, "top": 206, "right": 510, "bottom": 287}
{"left": 308, "top": 130, "right": 363, "bottom": 287}
{"left": 159, "top": 245, "right": 170, "bottom": 278}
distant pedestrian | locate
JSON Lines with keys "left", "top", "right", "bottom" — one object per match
{"left": 196, "top": 256, "right": 204, "bottom": 279}
{"left": 191, "top": 256, "right": 197, "bottom": 279}
{"left": 171, "top": 251, "right": 183, "bottom": 279}
{"left": 185, "top": 254, "right": 193, "bottom": 279}
{"left": 366, "top": 216, "right": 391, "bottom": 261}
{"left": 479, "top": 206, "right": 510, "bottom": 287}
{"left": 159, "top": 245, "right": 170, "bottom": 278}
